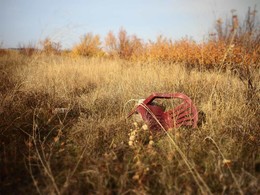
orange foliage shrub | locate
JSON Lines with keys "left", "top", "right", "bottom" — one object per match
{"left": 41, "top": 38, "right": 61, "bottom": 55}
{"left": 19, "top": 8, "right": 257, "bottom": 72}
{"left": 104, "top": 8, "right": 260, "bottom": 72}
{"left": 106, "top": 31, "right": 259, "bottom": 71}
{"left": 72, "top": 33, "right": 104, "bottom": 57}
{"left": 105, "top": 28, "right": 144, "bottom": 59}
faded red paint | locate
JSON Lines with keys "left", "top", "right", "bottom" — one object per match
{"left": 128, "top": 93, "right": 198, "bottom": 131}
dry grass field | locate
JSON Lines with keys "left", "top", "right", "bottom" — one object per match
{"left": 1, "top": 8, "right": 260, "bottom": 194}
{"left": 0, "top": 52, "right": 259, "bottom": 194}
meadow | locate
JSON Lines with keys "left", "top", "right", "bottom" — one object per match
{"left": 1, "top": 9, "right": 259, "bottom": 194}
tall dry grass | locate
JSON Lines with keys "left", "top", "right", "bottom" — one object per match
{"left": 1, "top": 52, "right": 259, "bottom": 194}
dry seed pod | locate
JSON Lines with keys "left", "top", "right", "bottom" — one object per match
{"left": 223, "top": 159, "right": 232, "bottom": 167}
{"left": 142, "top": 124, "right": 148, "bottom": 130}
{"left": 132, "top": 174, "right": 139, "bottom": 180}
{"left": 133, "top": 122, "right": 138, "bottom": 128}
{"left": 128, "top": 140, "right": 133, "bottom": 146}
{"left": 129, "top": 135, "right": 135, "bottom": 141}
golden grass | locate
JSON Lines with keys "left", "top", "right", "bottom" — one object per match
{"left": 0, "top": 53, "right": 259, "bottom": 194}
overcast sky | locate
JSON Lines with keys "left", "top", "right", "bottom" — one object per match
{"left": 0, "top": 0, "right": 259, "bottom": 48}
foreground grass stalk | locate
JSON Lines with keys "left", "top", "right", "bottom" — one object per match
{"left": 61, "top": 145, "right": 88, "bottom": 193}
{"left": 28, "top": 138, "right": 42, "bottom": 195}
{"left": 32, "top": 109, "right": 61, "bottom": 195}
{"left": 204, "top": 136, "right": 244, "bottom": 195}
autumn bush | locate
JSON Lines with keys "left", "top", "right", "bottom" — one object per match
{"left": 41, "top": 38, "right": 61, "bottom": 55}
{"left": 102, "top": 8, "right": 259, "bottom": 72}
{"left": 13, "top": 8, "right": 258, "bottom": 72}
{"left": 105, "top": 28, "right": 144, "bottom": 59}
{"left": 71, "top": 33, "right": 104, "bottom": 57}
{"left": 143, "top": 8, "right": 259, "bottom": 70}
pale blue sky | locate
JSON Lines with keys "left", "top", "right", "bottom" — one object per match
{"left": 0, "top": 0, "right": 259, "bottom": 48}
